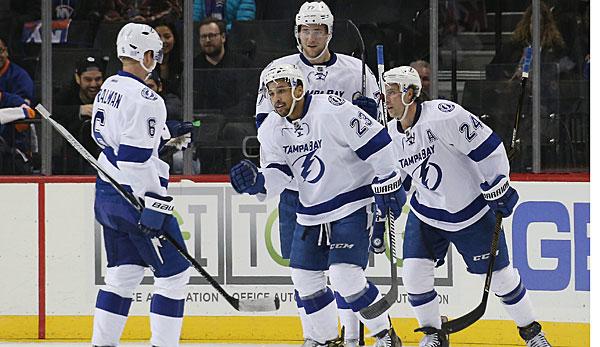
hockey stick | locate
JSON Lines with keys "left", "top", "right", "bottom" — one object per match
{"left": 359, "top": 44, "right": 399, "bottom": 320}
{"left": 442, "top": 46, "right": 532, "bottom": 334}
{"left": 35, "top": 104, "right": 280, "bottom": 313}
{"left": 348, "top": 18, "right": 368, "bottom": 340}
{"left": 347, "top": 19, "right": 366, "bottom": 96}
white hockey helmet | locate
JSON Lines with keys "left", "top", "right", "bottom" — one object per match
{"left": 294, "top": 2, "right": 334, "bottom": 58}
{"left": 262, "top": 63, "right": 305, "bottom": 117}
{"left": 383, "top": 66, "right": 422, "bottom": 99}
{"left": 262, "top": 63, "right": 305, "bottom": 89}
{"left": 116, "top": 23, "right": 164, "bottom": 73}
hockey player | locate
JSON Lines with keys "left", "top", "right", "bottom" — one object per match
{"left": 380, "top": 66, "right": 551, "bottom": 347}
{"left": 233, "top": 63, "right": 403, "bottom": 347}
{"left": 254, "top": 3, "right": 381, "bottom": 345}
{"left": 90, "top": 23, "right": 191, "bottom": 347}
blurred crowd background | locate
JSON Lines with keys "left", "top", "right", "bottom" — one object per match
{"left": 0, "top": 0, "right": 590, "bottom": 175}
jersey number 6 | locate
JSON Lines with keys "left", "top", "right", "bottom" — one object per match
{"left": 93, "top": 109, "right": 107, "bottom": 147}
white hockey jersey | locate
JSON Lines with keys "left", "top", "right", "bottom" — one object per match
{"left": 387, "top": 100, "right": 510, "bottom": 231}
{"left": 255, "top": 52, "right": 381, "bottom": 128}
{"left": 92, "top": 70, "right": 170, "bottom": 198}
{"left": 258, "top": 94, "right": 398, "bottom": 226}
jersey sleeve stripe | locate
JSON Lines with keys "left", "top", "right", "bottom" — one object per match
{"left": 298, "top": 184, "right": 373, "bottom": 215}
{"left": 467, "top": 132, "right": 502, "bottom": 162}
{"left": 117, "top": 144, "right": 153, "bottom": 163}
{"left": 159, "top": 177, "right": 169, "bottom": 188}
{"left": 102, "top": 147, "right": 118, "bottom": 167}
{"left": 410, "top": 194, "right": 487, "bottom": 223}
{"left": 256, "top": 112, "right": 269, "bottom": 129}
{"left": 266, "top": 163, "right": 293, "bottom": 177}
{"left": 355, "top": 128, "right": 392, "bottom": 161}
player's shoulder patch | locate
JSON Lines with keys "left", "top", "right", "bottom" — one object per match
{"left": 328, "top": 94, "right": 345, "bottom": 106}
{"left": 437, "top": 102, "right": 455, "bottom": 113}
{"left": 141, "top": 87, "right": 158, "bottom": 101}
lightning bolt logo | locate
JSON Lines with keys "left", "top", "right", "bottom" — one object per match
{"left": 414, "top": 156, "right": 442, "bottom": 191}
{"left": 293, "top": 149, "right": 325, "bottom": 183}
{"left": 151, "top": 237, "right": 165, "bottom": 264}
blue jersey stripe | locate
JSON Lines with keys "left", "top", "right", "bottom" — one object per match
{"left": 468, "top": 132, "right": 502, "bottom": 162}
{"left": 411, "top": 194, "right": 487, "bottom": 223}
{"left": 266, "top": 163, "right": 293, "bottom": 177}
{"left": 102, "top": 147, "right": 118, "bottom": 167}
{"left": 355, "top": 128, "right": 392, "bottom": 161}
{"left": 117, "top": 144, "right": 152, "bottom": 163}
{"left": 256, "top": 112, "right": 268, "bottom": 129}
{"left": 298, "top": 185, "right": 373, "bottom": 216}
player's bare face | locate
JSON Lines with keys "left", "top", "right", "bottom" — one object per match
{"left": 267, "top": 80, "right": 294, "bottom": 117}
{"left": 299, "top": 24, "right": 328, "bottom": 58}
{"left": 385, "top": 84, "right": 404, "bottom": 118}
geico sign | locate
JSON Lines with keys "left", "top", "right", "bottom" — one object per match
{"left": 511, "top": 201, "right": 589, "bottom": 291}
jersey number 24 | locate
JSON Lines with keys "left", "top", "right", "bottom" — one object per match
{"left": 459, "top": 115, "right": 482, "bottom": 142}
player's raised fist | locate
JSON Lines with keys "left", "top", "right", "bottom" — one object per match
{"left": 230, "top": 159, "right": 266, "bottom": 195}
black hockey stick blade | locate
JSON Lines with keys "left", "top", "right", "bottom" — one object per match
{"left": 35, "top": 104, "right": 280, "bottom": 313}
{"left": 160, "top": 233, "right": 280, "bottom": 312}
{"left": 359, "top": 275, "right": 398, "bottom": 320}
{"left": 360, "top": 211, "right": 399, "bottom": 320}
{"left": 441, "top": 294, "right": 487, "bottom": 333}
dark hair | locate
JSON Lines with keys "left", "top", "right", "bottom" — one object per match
{"left": 75, "top": 56, "right": 105, "bottom": 76}
{"left": 513, "top": 1, "right": 565, "bottom": 49}
{"left": 153, "top": 20, "right": 182, "bottom": 66}
{"left": 198, "top": 17, "right": 226, "bottom": 35}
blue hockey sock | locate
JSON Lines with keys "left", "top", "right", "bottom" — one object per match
{"left": 92, "top": 290, "right": 132, "bottom": 346}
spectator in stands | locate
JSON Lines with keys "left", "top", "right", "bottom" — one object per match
{"left": 0, "top": 37, "right": 33, "bottom": 104}
{"left": 154, "top": 21, "right": 183, "bottom": 97}
{"left": 52, "top": 56, "right": 104, "bottom": 174}
{"left": 102, "top": 0, "right": 182, "bottom": 23}
{"left": 193, "top": 17, "right": 252, "bottom": 68}
{"left": 0, "top": 36, "right": 36, "bottom": 172}
{"left": 192, "top": 0, "right": 255, "bottom": 31}
{"left": 146, "top": 70, "right": 183, "bottom": 121}
{"left": 193, "top": 17, "right": 254, "bottom": 113}
{"left": 410, "top": 60, "right": 432, "bottom": 100}
{"left": 489, "top": 1, "right": 571, "bottom": 80}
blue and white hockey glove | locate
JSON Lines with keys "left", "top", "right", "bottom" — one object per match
{"left": 352, "top": 96, "right": 378, "bottom": 119}
{"left": 230, "top": 159, "right": 266, "bottom": 195}
{"left": 139, "top": 193, "right": 174, "bottom": 238}
{"left": 480, "top": 175, "right": 519, "bottom": 217}
{"left": 370, "top": 220, "right": 386, "bottom": 254}
{"left": 372, "top": 171, "right": 406, "bottom": 219}
{"left": 166, "top": 120, "right": 194, "bottom": 137}
{"left": 159, "top": 120, "right": 195, "bottom": 152}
